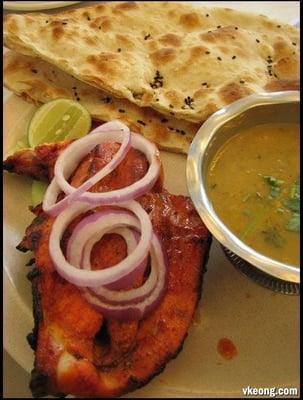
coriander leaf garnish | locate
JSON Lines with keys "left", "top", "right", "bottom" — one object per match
{"left": 284, "top": 178, "right": 300, "bottom": 232}
{"left": 261, "top": 227, "right": 284, "bottom": 248}
{"left": 285, "top": 212, "right": 300, "bottom": 232}
{"left": 284, "top": 198, "right": 300, "bottom": 212}
{"left": 262, "top": 175, "right": 284, "bottom": 199}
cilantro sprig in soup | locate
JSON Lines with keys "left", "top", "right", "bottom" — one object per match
{"left": 207, "top": 122, "right": 300, "bottom": 266}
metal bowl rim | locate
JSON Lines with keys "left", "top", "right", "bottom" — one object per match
{"left": 186, "top": 91, "right": 300, "bottom": 283}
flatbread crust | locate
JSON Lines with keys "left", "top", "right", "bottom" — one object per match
{"left": 4, "top": 51, "right": 199, "bottom": 154}
{"left": 4, "top": 1, "right": 299, "bottom": 123}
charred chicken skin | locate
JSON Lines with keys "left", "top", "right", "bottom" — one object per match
{"left": 4, "top": 140, "right": 211, "bottom": 398}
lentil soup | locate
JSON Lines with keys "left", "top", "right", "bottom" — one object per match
{"left": 207, "top": 122, "right": 300, "bottom": 266}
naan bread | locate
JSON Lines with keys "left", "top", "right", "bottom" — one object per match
{"left": 4, "top": 51, "right": 198, "bottom": 154}
{"left": 4, "top": 2, "right": 299, "bottom": 123}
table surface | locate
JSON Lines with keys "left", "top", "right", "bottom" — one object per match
{"left": 3, "top": 1, "right": 300, "bottom": 398}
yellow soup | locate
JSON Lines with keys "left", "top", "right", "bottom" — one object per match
{"left": 207, "top": 122, "right": 300, "bottom": 266}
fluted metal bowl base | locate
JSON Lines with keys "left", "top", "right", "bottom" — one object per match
{"left": 222, "top": 246, "right": 300, "bottom": 295}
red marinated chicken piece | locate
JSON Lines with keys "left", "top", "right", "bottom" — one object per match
{"left": 4, "top": 140, "right": 211, "bottom": 397}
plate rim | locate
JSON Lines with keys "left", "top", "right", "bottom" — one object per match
{"left": 3, "top": 1, "right": 82, "bottom": 11}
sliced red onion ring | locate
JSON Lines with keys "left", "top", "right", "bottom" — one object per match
{"left": 49, "top": 200, "right": 152, "bottom": 287}
{"left": 43, "top": 120, "right": 131, "bottom": 216}
{"left": 66, "top": 209, "right": 148, "bottom": 291}
{"left": 78, "top": 226, "right": 147, "bottom": 291}
{"left": 66, "top": 209, "right": 133, "bottom": 266}
{"left": 103, "top": 230, "right": 147, "bottom": 290}
{"left": 82, "top": 232, "right": 168, "bottom": 321}
{"left": 66, "top": 211, "right": 157, "bottom": 305}
{"left": 65, "top": 132, "right": 161, "bottom": 205}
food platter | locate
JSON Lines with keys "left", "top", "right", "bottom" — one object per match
{"left": 3, "top": 1, "right": 300, "bottom": 398}
{"left": 4, "top": 94, "right": 300, "bottom": 399}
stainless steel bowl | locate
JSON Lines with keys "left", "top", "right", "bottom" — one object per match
{"left": 187, "top": 91, "right": 300, "bottom": 292}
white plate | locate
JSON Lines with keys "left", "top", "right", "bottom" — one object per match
{"left": 3, "top": 1, "right": 82, "bottom": 11}
{"left": 3, "top": 1, "right": 300, "bottom": 397}
{"left": 3, "top": 94, "right": 300, "bottom": 398}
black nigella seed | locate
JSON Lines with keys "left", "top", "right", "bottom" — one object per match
{"left": 205, "top": 51, "right": 210, "bottom": 55}
{"left": 235, "top": 27, "right": 238, "bottom": 30}
{"left": 184, "top": 96, "right": 195, "bottom": 109}
{"left": 170, "top": 112, "right": 175, "bottom": 116}
{"left": 217, "top": 25, "right": 221, "bottom": 29}
{"left": 102, "top": 97, "right": 111, "bottom": 103}
{"left": 176, "top": 129, "right": 180, "bottom": 133}
{"left": 72, "top": 86, "right": 77, "bottom": 90}
{"left": 137, "top": 120, "right": 146, "bottom": 126}
{"left": 118, "top": 109, "right": 125, "bottom": 113}
{"left": 202, "top": 82, "right": 208, "bottom": 86}
{"left": 277, "top": 25, "right": 281, "bottom": 28}
{"left": 117, "top": 48, "right": 122, "bottom": 52}
{"left": 256, "top": 39, "right": 260, "bottom": 43}
{"left": 240, "top": 80, "right": 245, "bottom": 84}
{"left": 144, "top": 33, "right": 151, "bottom": 40}
{"left": 150, "top": 70, "right": 164, "bottom": 89}
{"left": 62, "top": 22, "right": 67, "bottom": 25}
{"left": 155, "top": 98, "right": 159, "bottom": 101}
{"left": 31, "top": 69, "right": 38, "bottom": 74}
{"left": 206, "top": 13, "right": 209, "bottom": 17}
{"left": 180, "top": 130, "right": 186, "bottom": 135}
{"left": 292, "top": 42, "right": 297, "bottom": 46}
{"left": 169, "top": 104, "right": 174, "bottom": 108}
{"left": 232, "top": 55, "right": 236, "bottom": 59}
{"left": 217, "top": 56, "right": 222, "bottom": 61}
{"left": 98, "top": 26, "right": 102, "bottom": 29}
{"left": 45, "top": 20, "right": 49, "bottom": 23}
{"left": 161, "top": 118, "right": 168, "bottom": 123}
{"left": 76, "top": 97, "right": 81, "bottom": 101}
{"left": 87, "top": 16, "right": 91, "bottom": 21}
{"left": 169, "top": 127, "right": 174, "bottom": 131}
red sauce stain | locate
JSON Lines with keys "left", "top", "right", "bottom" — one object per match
{"left": 217, "top": 337, "right": 238, "bottom": 360}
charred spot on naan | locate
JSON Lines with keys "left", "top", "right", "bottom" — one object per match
{"left": 219, "top": 82, "right": 253, "bottom": 104}
{"left": 113, "top": 1, "right": 139, "bottom": 12}
{"left": 158, "top": 33, "right": 182, "bottom": 47}
{"left": 179, "top": 12, "right": 203, "bottom": 29}
{"left": 265, "top": 79, "right": 300, "bottom": 91}
{"left": 150, "top": 48, "right": 177, "bottom": 67}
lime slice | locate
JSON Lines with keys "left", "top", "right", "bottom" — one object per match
{"left": 28, "top": 98, "right": 91, "bottom": 147}
{"left": 31, "top": 180, "right": 48, "bottom": 207}
{"left": 7, "top": 137, "right": 30, "bottom": 156}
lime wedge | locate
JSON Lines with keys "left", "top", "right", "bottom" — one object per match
{"left": 28, "top": 98, "right": 91, "bottom": 147}
{"left": 7, "top": 137, "right": 30, "bottom": 156}
{"left": 31, "top": 180, "right": 48, "bottom": 207}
